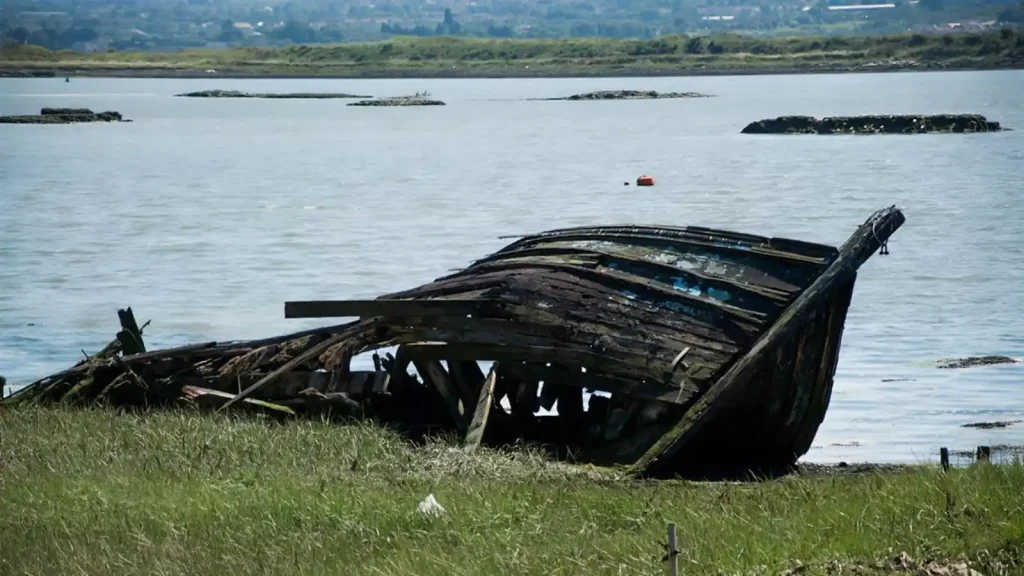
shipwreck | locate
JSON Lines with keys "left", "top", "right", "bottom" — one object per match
{"left": 3, "top": 206, "right": 905, "bottom": 478}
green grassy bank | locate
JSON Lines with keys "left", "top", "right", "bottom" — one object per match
{"left": 2, "top": 30, "right": 1022, "bottom": 78}
{"left": 1, "top": 407, "right": 1022, "bottom": 575}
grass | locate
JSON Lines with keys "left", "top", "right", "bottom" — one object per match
{"left": 1, "top": 406, "right": 1023, "bottom": 575}
{"left": 2, "top": 30, "right": 1022, "bottom": 78}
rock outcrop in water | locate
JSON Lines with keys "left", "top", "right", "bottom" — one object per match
{"left": 936, "top": 355, "right": 1019, "bottom": 369}
{"left": 0, "top": 108, "right": 130, "bottom": 124}
{"left": 741, "top": 114, "right": 1002, "bottom": 135}
{"left": 348, "top": 95, "right": 445, "bottom": 107}
{"left": 176, "top": 90, "right": 371, "bottom": 99}
{"left": 540, "top": 90, "right": 711, "bottom": 101}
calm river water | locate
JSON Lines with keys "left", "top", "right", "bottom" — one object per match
{"left": 1, "top": 71, "right": 1022, "bottom": 464}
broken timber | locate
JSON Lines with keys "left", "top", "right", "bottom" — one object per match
{"left": 3, "top": 207, "right": 905, "bottom": 478}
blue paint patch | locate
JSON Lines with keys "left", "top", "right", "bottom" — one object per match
{"left": 672, "top": 278, "right": 702, "bottom": 297}
{"left": 708, "top": 287, "right": 733, "bottom": 302}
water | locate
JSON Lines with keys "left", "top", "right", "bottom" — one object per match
{"left": 1, "top": 71, "right": 1022, "bottom": 464}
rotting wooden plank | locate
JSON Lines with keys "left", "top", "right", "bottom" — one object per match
{"left": 413, "top": 359, "right": 466, "bottom": 431}
{"left": 180, "top": 371, "right": 333, "bottom": 399}
{"left": 182, "top": 385, "right": 296, "bottom": 416}
{"left": 497, "top": 272, "right": 761, "bottom": 346}
{"left": 500, "top": 362, "right": 698, "bottom": 406}
{"left": 284, "top": 299, "right": 494, "bottom": 319}
{"left": 400, "top": 320, "right": 716, "bottom": 379}
{"left": 783, "top": 313, "right": 830, "bottom": 432}
{"left": 461, "top": 259, "right": 767, "bottom": 325}
{"left": 491, "top": 230, "right": 832, "bottom": 268}
{"left": 380, "top": 266, "right": 756, "bottom": 351}
{"left": 218, "top": 330, "right": 355, "bottom": 412}
{"left": 471, "top": 245, "right": 793, "bottom": 304}
{"left": 465, "top": 366, "right": 499, "bottom": 452}
{"left": 121, "top": 342, "right": 219, "bottom": 363}
{"left": 791, "top": 279, "right": 855, "bottom": 455}
{"left": 487, "top": 237, "right": 820, "bottom": 295}
{"left": 628, "top": 206, "right": 905, "bottom": 477}
{"left": 394, "top": 311, "right": 737, "bottom": 368}
{"left": 395, "top": 340, "right": 685, "bottom": 392}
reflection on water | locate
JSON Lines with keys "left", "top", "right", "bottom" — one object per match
{"left": 1, "top": 71, "right": 1022, "bottom": 464}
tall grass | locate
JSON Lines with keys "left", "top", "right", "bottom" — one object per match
{"left": 1, "top": 406, "right": 1022, "bottom": 575}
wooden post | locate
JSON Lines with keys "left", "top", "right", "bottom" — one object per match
{"left": 628, "top": 206, "right": 905, "bottom": 477}
{"left": 116, "top": 307, "right": 146, "bottom": 355}
{"left": 976, "top": 445, "right": 991, "bottom": 462}
{"left": 666, "top": 523, "right": 679, "bottom": 576}
{"left": 940, "top": 447, "right": 950, "bottom": 472}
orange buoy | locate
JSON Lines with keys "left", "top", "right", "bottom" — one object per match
{"left": 636, "top": 175, "right": 655, "bottom": 186}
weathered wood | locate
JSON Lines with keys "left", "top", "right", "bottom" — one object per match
{"left": 285, "top": 299, "right": 493, "bottom": 319}
{"left": 558, "top": 385, "right": 584, "bottom": 423}
{"left": 500, "top": 362, "right": 696, "bottom": 406}
{"left": 464, "top": 259, "right": 767, "bottom": 325}
{"left": 511, "top": 378, "right": 540, "bottom": 417}
{"left": 413, "top": 359, "right": 466, "bottom": 431}
{"left": 976, "top": 445, "right": 991, "bottom": 462}
{"left": 182, "top": 385, "right": 296, "bottom": 416}
{"left": 218, "top": 332, "right": 349, "bottom": 411}
{"left": 447, "top": 360, "right": 485, "bottom": 405}
{"left": 940, "top": 447, "right": 950, "bottom": 471}
{"left": 116, "top": 307, "right": 146, "bottom": 355}
{"left": 465, "top": 366, "right": 499, "bottom": 452}
{"left": 493, "top": 229, "right": 831, "bottom": 269}
{"left": 791, "top": 281, "right": 855, "bottom": 454}
{"left": 629, "top": 206, "right": 905, "bottom": 476}
{"left": 121, "top": 342, "right": 218, "bottom": 362}
{"left": 393, "top": 339, "right": 698, "bottom": 395}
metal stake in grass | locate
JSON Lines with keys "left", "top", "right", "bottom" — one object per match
{"left": 665, "top": 523, "right": 679, "bottom": 576}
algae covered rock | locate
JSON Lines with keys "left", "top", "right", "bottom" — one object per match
{"left": 176, "top": 90, "right": 371, "bottom": 99}
{"left": 0, "top": 108, "right": 130, "bottom": 124}
{"left": 741, "top": 114, "right": 1003, "bottom": 135}
{"left": 539, "top": 90, "right": 711, "bottom": 101}
{"left": 348, "top": 94, "right": 446, "bottom": 107}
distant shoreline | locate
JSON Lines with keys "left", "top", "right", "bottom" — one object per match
{"left": 1, "top": 60, "right": 1021, "bottom": 80}
{"left": 2, "top": 30, "right": 1021, "bottom": 81}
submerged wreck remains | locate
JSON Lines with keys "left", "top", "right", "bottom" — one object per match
{"left": 4, "top": 207, "right": 905, "bottom": 478}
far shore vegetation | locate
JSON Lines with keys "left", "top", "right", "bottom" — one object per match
{"left": 1, "top": 406, "right": 1023, "bottom": 575}
{"left": 2, "top": 29, "right": 1022, "bottom": 78}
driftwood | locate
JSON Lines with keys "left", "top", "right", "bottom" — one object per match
{"left": 2, "top": 207, "right": 905, "bottom": 478}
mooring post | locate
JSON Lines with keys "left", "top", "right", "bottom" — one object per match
{"left": 940, "top": 447, "right": 950, "bottom": 472}
{"left": 976, "top": 445, "right": 991, "bottom": 463}
{"left": 666, "top": 523, "right": 679, "bottom": 576}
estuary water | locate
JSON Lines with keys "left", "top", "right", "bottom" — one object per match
{"left": 1, "top": 71, "right": 1022, "bottom": 464}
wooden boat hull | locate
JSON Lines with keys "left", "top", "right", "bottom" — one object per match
{"left": 5, "top": 207, "right": 904, "bottom": 479}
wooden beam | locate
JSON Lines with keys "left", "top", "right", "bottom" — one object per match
{"left": 628, "top": 206, "right": 905, "bottom": 477}
{"left": 413, "top": 359, "right": 466, "bottom": 432}
{"left": 448, "top": 360, "right": 485, "bottom": 407}
{"left": 464, "top": 366, "right": 499, "bottom": 452}
{"left": 284, "top": 299, "right": 492, "bottom": 319}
